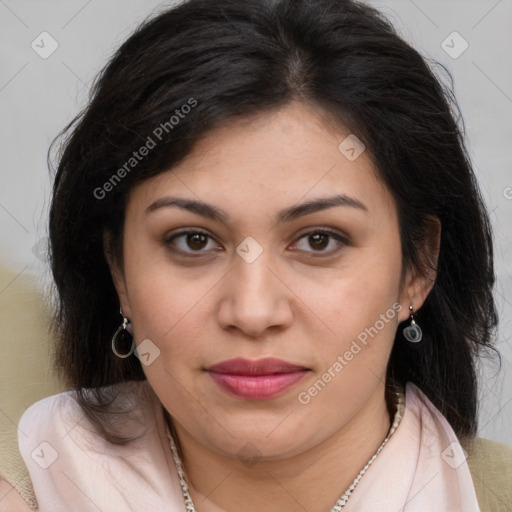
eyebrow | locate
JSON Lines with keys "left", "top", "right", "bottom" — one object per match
{"left": 145, "top": 193, "right": 368, "bottom": 224}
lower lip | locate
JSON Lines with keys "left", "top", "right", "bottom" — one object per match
{"left": 207, "top": 371, "right": 309, "bottom": 400}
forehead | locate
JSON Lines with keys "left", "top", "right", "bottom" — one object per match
{"left": 127, "top": 101, "right": 395, "bottom": 225}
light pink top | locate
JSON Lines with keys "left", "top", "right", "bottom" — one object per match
{"left": 18, "top": 381, "right": 480, "bottom": 511}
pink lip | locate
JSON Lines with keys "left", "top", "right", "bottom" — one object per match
{"left": 205, "top": 357, "right": 309, "bottom": 400}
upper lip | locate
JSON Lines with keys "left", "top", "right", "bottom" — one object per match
{"left": 205, "top": 357, "right": 308, "bottom": 375}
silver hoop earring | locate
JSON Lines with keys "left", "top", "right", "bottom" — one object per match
{"left": 111, "top": 307, "right": 135, "bottom": 358}
{"left": 403, "top": 305, "right": 422, "bottom": 343}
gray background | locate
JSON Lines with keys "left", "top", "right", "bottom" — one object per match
{"left": 1, "top": 0, "right": 511, "bottom": 444}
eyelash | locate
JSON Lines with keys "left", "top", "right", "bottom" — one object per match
{"left": 163, "top": 228, "right": 348, "bottom": 258}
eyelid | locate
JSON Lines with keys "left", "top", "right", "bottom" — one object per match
{"left": 294, "top": 226, "right": 350, "bottom": 244}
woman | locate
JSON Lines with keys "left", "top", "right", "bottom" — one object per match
{"left": 8, "top": 0, "right": 512, "bottom": 510}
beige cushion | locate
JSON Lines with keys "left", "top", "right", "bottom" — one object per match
{"left": 0, "top": 264, "right": 62, "bottom": 510}
{"left": 463, "top": 437, "right": 512, "bottom": 511}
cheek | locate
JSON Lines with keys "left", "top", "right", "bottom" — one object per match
{"left": 299, "top": 245, "right": 403, "bottom": 406}
{"left": 298, "top": 273, "right": 401, "bottom": 425}
{"left": 123, "top": 251, "right": 218, "bottom": 371}
{"left": 304, "top": 247, "right": 402, "bottom": 344}
{"left": 129, "top": 282, "right": 196, "bottom": 341}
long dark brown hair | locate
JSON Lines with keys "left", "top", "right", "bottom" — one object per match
{"left": 48, "top": 0, "right": 499, "bottom": 444}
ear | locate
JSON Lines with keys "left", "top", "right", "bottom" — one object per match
{"left": 398, "top": 216, "right": 441, "bottom": 321}
{"left": 103, "top": 229, "right": 132, "bottom": 319}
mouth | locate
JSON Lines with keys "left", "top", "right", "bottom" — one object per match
{"left": 205, "top": 357, "right": 310, "bottom": 400}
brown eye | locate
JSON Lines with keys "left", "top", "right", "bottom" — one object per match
{"left": 308, "top": 233, "right": 330, "bottom": 251}
{"left": 165, "top": 230, "right": 219, "bottom": 254}
{"left": 185, "top": 233, "right": 209, "bottom": 250}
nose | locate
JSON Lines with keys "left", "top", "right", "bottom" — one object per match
{"left": 216, "top": 251, "right": 294, "bottom": 339}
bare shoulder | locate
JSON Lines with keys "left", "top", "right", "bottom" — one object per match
{"left": 0, "top": 478, "right": 33, "bottom": 512}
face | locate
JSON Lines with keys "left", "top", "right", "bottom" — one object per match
{"left": 110, "top": 101, "right": 432, "bottom": 460}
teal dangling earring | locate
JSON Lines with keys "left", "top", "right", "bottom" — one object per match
{"left": 403, "top": 305, "right": 422, "bottom": 342}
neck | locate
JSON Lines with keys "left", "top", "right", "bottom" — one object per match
{"left": 165, "top": 384, "right": 396, "bottom": 512}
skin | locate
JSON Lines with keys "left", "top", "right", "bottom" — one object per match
{"left": 0, "top": 479, "right": 32, "bottom": 512}
{"left": 109, "top": 101, "right": 439, "bottom": 512}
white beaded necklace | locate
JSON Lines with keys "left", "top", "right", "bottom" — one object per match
{"left": 165, "top": 390, "right": 405, "bottom": 512}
